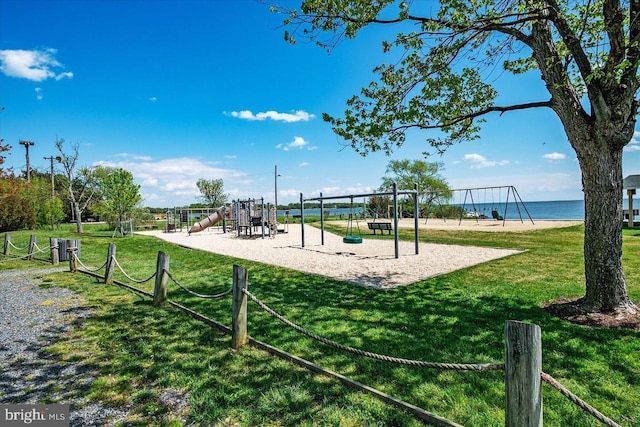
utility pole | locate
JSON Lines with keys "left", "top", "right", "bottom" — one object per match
{"left": 43, "top": 155, "right": 62, "bottom": 229}
{"left": 19, "top": 140, "right": 35, "bottom": 182}
{"left": 43, "top": 155, "right": 61, "bottom": 198}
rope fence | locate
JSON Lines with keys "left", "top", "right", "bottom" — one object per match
{"left": 541, "top": 372, "right": 622, "bottom": 427}
{"left": 244, "top": 289, "right": 504, "bottom": 372}
{"left": 74, "top": 254, "right": 108, "bottom": 273}
{"left": 1, "top": 233, "right": 626, "bottom": 426}
{"left": 111, "top": 256, "right": 156, "bottom": 283}
{"left": 7, "top": 240, "right": 29, "bottom": 251}
{"left": 166, "top": 270, "right": 232, "bottom": 299}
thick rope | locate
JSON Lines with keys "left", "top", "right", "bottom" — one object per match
{"left": 165, "top": 270, "right": 232, "bottom": 299}
{"left": 7, "top": 240, "right": 28, "bottom": 251}
{"left": 244, "top": 290, "right": 504, "bottom": 372}
{"left": 541, "top": 372, "right": 621, "bottom": 427}
{"left": 0, "top": 243, "right": 56, "bottom": 262}
{"left": 0, "top": 254, "right": 29, "bottom": 263}
{"left": 73, "top": 251, "right": 108, "bottom": 273}
{"left": 112, "top": 256, "right": 156, "bottom": 284}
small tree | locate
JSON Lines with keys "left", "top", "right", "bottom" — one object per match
{"left": 380, "top": 159, "right": 452, "bottom": 217}
{"left": 368, "top": 193, "right": 392, "bottom": 218}
{"left": 25, "top": 173, "right": 65, "bottom": 229}
{"left": 97, "top": 167, "right": 142, "bottom": 233}
{"left": 55, "top": 139, "right": 100, "bottom": 233}
{"left": 196, "top": 178, "right": 228, "bottom": 207}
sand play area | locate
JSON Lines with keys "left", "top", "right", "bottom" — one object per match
{"left": 138, "top": 219, "right": 582, "bottom": 289}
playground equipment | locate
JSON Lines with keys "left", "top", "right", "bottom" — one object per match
{"left": 343, "top": 196, "right": 363, "bottom": 244}
{"left": 300, "top": 182, "right": 419, "bottom": 259}
{"left": 168, "top": 197, "right": 284, "bottom": 238}
{"left": 234, "top": 198, "right": 282, "bottom": 238}
{"left": 188, "top": 206, "right": 231, "bottom": 234}
{"left": 454, "top": 186, "right": 533, "bottom": 225}
{"left": 423, "top": 186, "right": 534, "bottom": 226}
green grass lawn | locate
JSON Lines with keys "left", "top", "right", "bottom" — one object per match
{"left": 1, "top": 223, "right": 639, "bottom": 426}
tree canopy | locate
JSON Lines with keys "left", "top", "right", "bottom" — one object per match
{"left": 196, "top": 178, "right": 228, "bottom": 207}
{"left": 97, "top": 167, "right": 142, "bottom": 227}
{"left": 380, "top": 158, "right": 452, "bottom": 209}
{"left": 277, "top": 0, "right": 640, "bottom": 315}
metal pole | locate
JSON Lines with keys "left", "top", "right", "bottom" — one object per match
{"left": 393, "top": 183, "right": 399, "bottom": 259}
{"left": 414, "top": 183, "right": 419, "bottom": 255}
{"left": 320, "top": 192, "right": 325, "bottom": 246}
{"left": 300, "top": 192, "right": 305, "bottom": 248}
{"left": 274, "top": 165, "right": 280, "bottom": 216}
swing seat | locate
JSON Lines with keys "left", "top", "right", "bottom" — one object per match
{"left": 491, "top": 210, "right": 504, "bottom": 221}
{"left": 343, "top": 235, "right": 363, "bottom": 244}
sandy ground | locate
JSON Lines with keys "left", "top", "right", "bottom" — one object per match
{"left": 136, "top": 219, "right": 580, "bottom": 289}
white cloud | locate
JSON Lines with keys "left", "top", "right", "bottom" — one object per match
{"left": 0, "top": 48, "right": 73, "bottom": 82}
{"left": 93, "top": 157, "right": 248, "bottom": 206}
{"left": 279, "top": 136, "right": 311, "bottom": 151}
{"left": 35, "top": 87, "right": 43, "bottom": 100}
{"left": 625, "top": 132, "right": 640, "bottom": 151}
{"left": 55, "top": 71, "right": 74, "bottom": 80}
{"left": 114, "top": 153, "right": 153, "bottom": 161}
{"left": 462, "top": 153, "right": 509, "bottom": 168}
{"left": 149, "top": 96, "right": 157, "bottom": 102}
{"left": 299, "top": 162, "right": 309, "bottom": 167}
{"left": 227, "top": 109, "right": 315, "bottom": 123}
{"left": 543, "top": 152, "right": 566, "bottom": 160}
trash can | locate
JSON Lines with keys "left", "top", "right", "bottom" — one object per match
{"left": 58, "top": 239, "right": 81, "bottom": 261}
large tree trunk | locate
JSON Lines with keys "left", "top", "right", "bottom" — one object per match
{"left": 580, "top": 147, "right": 637, "bottom": 314}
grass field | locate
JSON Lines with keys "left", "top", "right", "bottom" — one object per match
{"left": 1, "top": 222, "right": 639, "bottom": 426}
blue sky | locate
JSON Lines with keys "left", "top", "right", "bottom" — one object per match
{"left": 1, "top": 0, "right": 639, "bottom": 208}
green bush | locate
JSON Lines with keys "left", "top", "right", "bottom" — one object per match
{"left": 0, "top": 180, "right": 37, "bottom": 232}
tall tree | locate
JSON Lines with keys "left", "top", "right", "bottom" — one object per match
{"left": 56, "top": 139, "right": 99, "bottom": 233}
{"left": 278, "top": 0, "right": 639, "bottom": 316}
{"left": 97, "top": 167, "right": 142, "bottom": 233}
{"left": 196, "top": 178, "right": 228, "bottom": 207}
{"left": 380, "top": 159, "right": 452, "bottom": 214}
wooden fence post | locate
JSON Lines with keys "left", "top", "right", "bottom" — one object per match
{"left": 153, "top": 251, "right": 169, "bottom": 306}
{"left": 50, "top": 238, "right": 59, "bottom": 265}
{"left": 104, "top": 243, "right": 116, "bottom": 284}
{"left": 505, "top": 320, "right": 542, "bottom": 427}
{"left": 28, "top": 235, "right": 37, "bottom": 260}
{"left": 231, "top": 264, "right": 248, "bottom": 349}
{"left": 67, "top": 244, "right": 78, "bottom": 272}
{"left": 3, "top": 233, "right": 10, "bottom": 255}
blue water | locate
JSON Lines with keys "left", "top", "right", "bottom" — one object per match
{"left": 283, "top": 200, "right": 587, "bottom": 220}
{"left": 461, "top": 200, "right": 585, "bottom": 220}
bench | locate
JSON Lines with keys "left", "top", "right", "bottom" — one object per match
{"left": 367, "top": 222, "right": 393, "bottom": 235}
{"left": 135, "top": 221, "right": 159, "bottom": 230}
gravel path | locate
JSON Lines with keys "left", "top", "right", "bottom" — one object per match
{"left": 0, "top": 267, "right": 130, "bottom": 426}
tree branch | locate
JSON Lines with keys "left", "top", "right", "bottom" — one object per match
{"left": 603, "top": 0, "right": 625, "bottom": 75}
{"left": 545, "top": 0, "right": 595, "bottom": 84}
{"left": 384, "top": 100, "right": 553, "bottom": 132}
